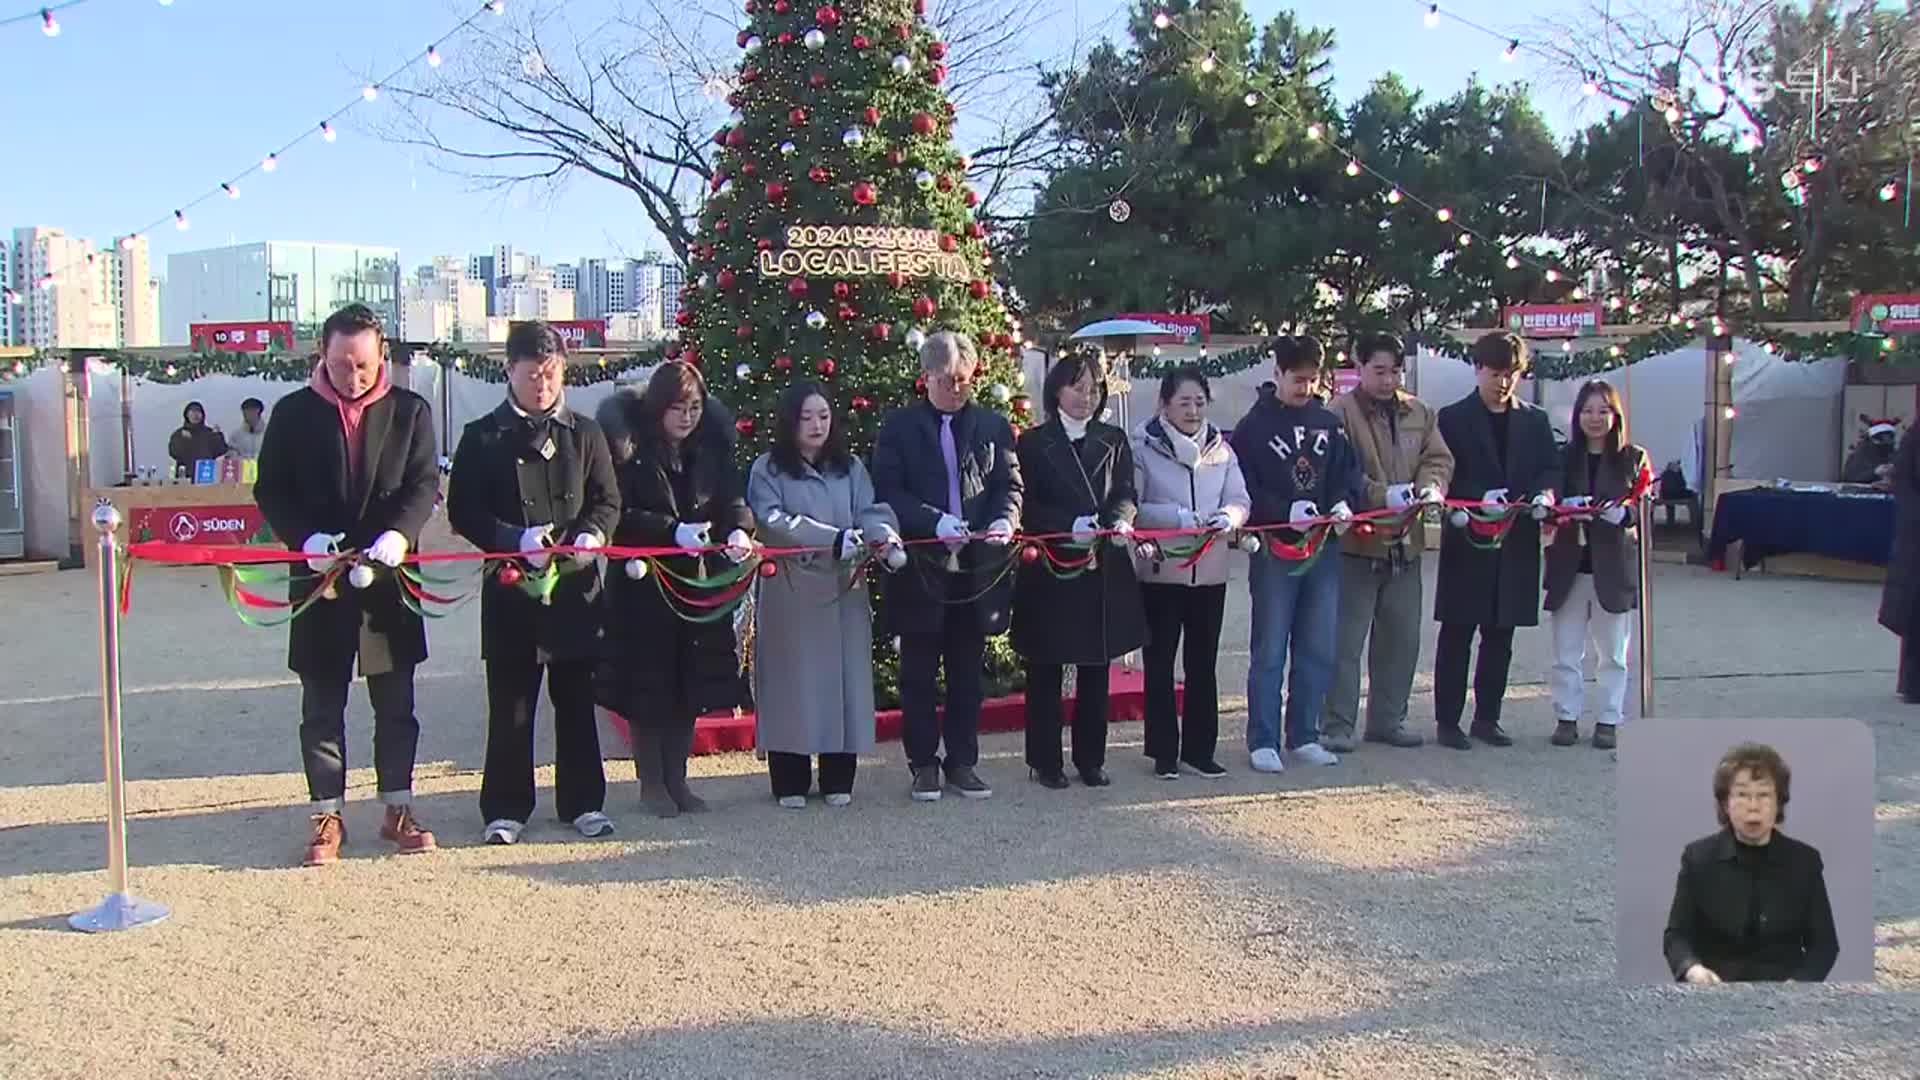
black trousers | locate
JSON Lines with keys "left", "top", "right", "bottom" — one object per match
{"left": 767, "top": 751, "right": 858, "bottom": 798}
{"left": 481, "top": 656, "right": 606, "bottom": 825}
{"left": 898, "top": 600, "right": 986, "bottom": 773}
{"left": 1901, "top": 633, "right": 1920, "bottom": 697}
{"left": 298, "top": 666, "right": 419, "bottom": 803}
{"left": 1024, "top": 662, "right": 1110, "bottom": 774}
{"left": 1141, "top": 583, "right": 1226, "bottom": 767}
{"left": 1433, "top": 622, "right": 1516, "bottom": 732}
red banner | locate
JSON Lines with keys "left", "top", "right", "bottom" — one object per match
{"left": 129, "top": 504, "right": 268, "bottom": 546}
{"left": 1850, "top": 294, "right": 1920, "bottom": 335}
{"left": 189, "top": 321, "right": 295, "bottom": 353}
{"left": 517, "top": 319, "right": 608, "bottom": 349}
{"left": 1328, "top": 368, "right": 1361, "bottom": 397}
{"left": 1115, "top": 313, "right": 1211, "bottom": 343}
{"left": 1503, "top": 303, "right": 1602, "bottom": 338}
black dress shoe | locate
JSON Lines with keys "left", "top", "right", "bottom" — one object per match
{"left": 1436, "top": 727, "right": 1473, "bottom": 750}
{"left": 1078, "top": 767, "right": 1112, "bottom": 788}
{"left": 1470, "top": 724, "right": 1514, "bottom": 747}
{"left": 1030, "top": 768, "right": 1071, "bottom": 790}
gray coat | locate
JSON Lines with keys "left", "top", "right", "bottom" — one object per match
{"left": 1542, "top": 444, "right": 1650, "bottom": 615}
{"left": 747, "top": 453, "right": 899, "bottom": 756}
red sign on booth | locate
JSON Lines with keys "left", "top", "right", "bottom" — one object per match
{"left": 190, "top": 321, "right": 295, "bottom": 353}
{"left": 129, "top": 504, "right": 267, "bottom": 546}
{"left": 1328, "top": 368, "right": 1361, "bottom": 397}
{"left": 1115, "top": 313, "right": 1211, "bottom": 343}
{"left": 1850, "top": 294, "right": 1920, "bottom": 334}
{"left": 1503, "top": 303, "right": 1602, "bottom": 338}
{"left": 516, "top": 319, "right": 608, "bottom": 349}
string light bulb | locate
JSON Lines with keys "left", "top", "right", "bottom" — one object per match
{"left": 363, "top": 84, "right": 379, "bottom": 101}
{"left": 1544, "top": 269, "right": 1560, "bottom": 283}
{"left": 119, "top": 235, "right": 136, "bottom": 250}
{"left": 1582, "top": 73, "right": 1599, "bottom": 96}
{"left": 1609, "top": 345, "right": 1623, "bottom": 358}
{"left": 261, "top": 153, "right": 278, "bottom": 172}
{"left": 222, "top": 182, "right": 239, "bottom": 199}
{"left": 1664, "top": 106, "right": 1681, "bottom": 124}
{"left": 1723, "top": 406, "right": 1737, "bottom": 420}
{"left": 1561, "top": 340, "right": 1573, "bottom": 352}
{"left": 1344, "top": 159, "right": 1360, "bottom": 177}
{"left": 1570, "top": 287, "right": 1585, "bottom": 300}
{"left": 427, "top": 45, "right": 443, "bottom": 67}
{"left": 1503, "top": 40, "right": 1519, "bottom": 62}
{"left": 1244, "top": 91, "right": 1258, "bottom": 107}
{"left": 1387, "top": 188, "right": 1402, "bottom": 204}
{"left": 1883, "top": 336, "right": 1898, "bottom": 352}
{"left": 1153, "top": 10, "right": 1170, "bottom": 30}
{"left": 1435, "top": 207, "right": 1452, "bottom": 222}
{"left": 1306, "top": 123, "right": 1323, "bottom": 140}
{"left": 1456, "top": 232, "right": 1472, "bottom": 246}
{"left": 321, "top": 121, "right": 337, "bottom": 142}
{"left": 1881, "top": 181, "right": 1899, "bottom": 202}
{"left": 40, "top": 8, "right": 59, "bottom": 36}
{"left": 1505, "top": 254, "right": 1520, "bottom": 269}
{"left": 487, "top": 0, "right": 505, "bottom": 12}
{"left": 1199, "top": 53, "right": 1216, "bottom": 74}
{"left": 173, "top": 210, "right": 190, "bottom": 230}
{"left": 1424, "top": 4, "right": 1439, "bottom": 28}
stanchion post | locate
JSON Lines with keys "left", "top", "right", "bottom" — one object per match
{"left": 1637, "top": 491, "right": 1655, "bottom": 720}
{"left": 69, "top": 499, "right": 169, "bottom": 934}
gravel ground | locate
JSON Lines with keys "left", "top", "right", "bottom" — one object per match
{"left": 0, "top": 550, "right": 1916, "bottom": 1080}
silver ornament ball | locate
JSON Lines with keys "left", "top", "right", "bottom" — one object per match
{"left": 915, "top": 170, "right": 935, "bottom": 189}
{"left": 891, "top": 54, "right": 912, "bottom": 76}
{"left": 348, "top": 564, "right": 376, "bottom": 590}
{"left": 1448, "top": 509, "right": 1469, "bottom": 528}
{"left": 735, "top": 362, "right": 752, "bottom": 379}
{"left": 743, "top": 35, "right": 762, "bottom": 54}
{"left": 991, "top": 383, "right": 1012, "bottom": 403}
{"left": 779, "top": 140, "right": 798, "bottom": 157}
{"left": 905, "top": 328, "right": 927, "bottom": 349}
{"left": 804, "top": 28, "right": 826, "bottom": 49}
{"left": 806, "top": 310, "right": 828, "bottom": 330}
{"left": 842, "top": 127, "right": 864, "bottom": 148}
{"left": 624, "top": 558, "right": 649, "bottom": 580}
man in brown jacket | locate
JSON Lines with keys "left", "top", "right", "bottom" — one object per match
{"left": 1324, "top": 333, "right": 1454, "bottom": 751}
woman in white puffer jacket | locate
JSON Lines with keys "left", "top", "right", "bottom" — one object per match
{"left": 1131, "top": 364, "right": 1252, "bottom": 780}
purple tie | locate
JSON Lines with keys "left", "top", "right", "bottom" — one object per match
{"left": 939, "top": 414, "right": 963, "bottom": 517}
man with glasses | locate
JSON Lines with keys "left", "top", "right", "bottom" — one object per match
{"left": 872, "top": 331, "right": 1023, "bottom": 802}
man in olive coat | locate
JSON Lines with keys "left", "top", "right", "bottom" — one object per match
{"left": 448, "top": 321, "right": 622, "bottom": 844}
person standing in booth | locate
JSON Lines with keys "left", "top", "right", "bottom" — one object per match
{"left": 1879, "top": 418, "right": 1920, "bottom": 702}
{"left": 746, "top": 381, "right": 903, "bottom": 808}
{"left": 1011, "top": 351, "right": 1146, "bottom": 789}
{"left": 1432, "top": 331, "right": 1561, "bottom": 750}
{"left": 871, "top": 330, "right": 1023, "bottom": 803}
{"left": 447, "top": 321, "right": 622, "bottom": 844}
{"left": 168, "top": 401, "right": 229, "bottom": 476}
{"left": 253, "top": 302, "right": 440, "bottom": 866}
{"left": 596, "top": 360, "right": 755, "bottom": 818}
{"left": 1542, "top": 379, "right": 1651, "bottom": 751}
{"left": 227, "top": 398, "right": 268, "bottom": 460}
{"left": 1131, "top": 365, "right": 1250, "bottom": 780}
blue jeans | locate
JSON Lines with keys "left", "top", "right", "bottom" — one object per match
{"left": 1246, "top": 546, "right": 1341, "bottom": 753}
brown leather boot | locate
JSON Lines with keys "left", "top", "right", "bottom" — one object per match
{"left": 303, "top": 812, "right": 345, "bottom": 867}
{"left": 379, "top": 805, "right": 438, "bottom": 854}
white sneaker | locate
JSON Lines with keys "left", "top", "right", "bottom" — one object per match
{"left": 571, "top": 811, "right": 614, "bottom": 838}
{"left": 483, "top": 819, "right": 523, "bottom": 845}
{"left": 824, "top": 793, "right": 852, "bottom": 807}
{"left": 1249, "top": 747, "right": 1285, "bottom": 773}
{"left": 1290, "top": 743, "right": 1340, "bottom": 766}
{"left": 777, "top": 795, "right": 806, "bottom": 810}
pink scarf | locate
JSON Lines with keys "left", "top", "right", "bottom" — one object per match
{"left": 309, "top": 360, "right": 393, "bottom": 484}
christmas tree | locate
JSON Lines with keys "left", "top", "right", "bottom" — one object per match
{"left": 674, "top": 0, "right": 1030, "bottom": 453}
{"left": 672, "top": 0, "right": 1031, "bottom": 705}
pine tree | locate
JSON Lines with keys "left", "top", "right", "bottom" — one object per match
{"left": 674, "top": 0, "right": 1031, "bottom": 453}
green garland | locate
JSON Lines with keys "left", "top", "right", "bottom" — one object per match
{"left": 1128, "top": 344, "right": 1266, "bottom": 380}
{"left": 423, "top": 344, "right": 663, "bottom": 385}
{"left": 0, "top": 344, "right": 665, "bottom": 387}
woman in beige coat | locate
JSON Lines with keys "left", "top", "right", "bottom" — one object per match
{"left": 1131, "top": 365, "right": 1252, "bottom": 779}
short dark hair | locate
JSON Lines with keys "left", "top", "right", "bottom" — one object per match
{"left": 1352, "top": 333, "right": 1405, "bottom": 369}
{"left": 1472, "top": 331, "right": 1529, "bottom": 373}
{"left": 1713, "top": 742, "right": 1791, "bottom": 827}
{"left": 1042, "top": 352, "right": 1109, "bottom": 421}
{"left": 320, "top": 303, "right": 385, "bottom": 350}
{"left": 1158, "top": 364, "right": 1211, "bottom": 404}
{"left": 1269, "top": 335, "right": 1325, "bottom": 376}
{"left": 506, "top": 321, "right": 568, "bottom": 364}
{"left": 241, "top": 397, "right": 264, "bottom": 413}
{"left": 769, "top": 381, "right": 851, "bottom": 478}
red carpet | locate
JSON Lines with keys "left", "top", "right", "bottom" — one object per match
{"left": 602, "top": 666, "right": 1177, "bottom": 756}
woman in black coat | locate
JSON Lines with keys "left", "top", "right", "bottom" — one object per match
{"left": 1011, "top": 352, "right": 1146, "bottom": 788}
{"left": 1878, "top": 422, "right": 1920, "bottom": 701}
{"left": 596, "top": 361, "right": 755, "bottom": 817}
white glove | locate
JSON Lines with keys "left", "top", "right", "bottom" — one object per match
{"left": 1560, "top": 495, "right": 1594, "bottom": 510}
{"left": 982, "top": 518, "right": 1015, "bottom": 546}
{"left": 1531, "top": 491, "right": 1557, "bottom": 509}
{"left": 1481, "top": 487, "right": 1510, "bottom": 508}
{"left": 674, "top": 521, "right": 711, "bottom": 552}
{"left": 1600, "top": 504, "right": 1628, "bottom": 526}
{"left": 570, "top": 531, "right": 603, "bottom": 566}
{"left": 1176, "top": 509, "right": 1199, "bottom": 530}
{"left": 724, "top": 528, "right": 755, "bottom": 563}
{"left": 1417, "top": 485, "right": 1444, "bottom": 507}
{"left": 519, "top": 523, "right": 554, "bottom": 569}
{"left": 935, "top": 514, "right": 968, "bottom": 546}
{"left": 1071, "top": 515, "right": 1097, "bottom": 544}
{"left": 1288, "top": 500, "right": 1320, "bottom": 527}
{"left": 1206, "top": 507, "right": 1241, "bottom": 531}
{"left": 837, "top": 528, "right": 865, "bottom": 562}
{"left": 366, "top": 530, "right": 409, "bottom": 568}
{"left": 302, "top": 531, "right": 345, "bottom": 573}
{"left": 1385, "top": 484, "right": 1415, "bottom": 510}
{"left": 1328, "top": 501, "right": 1355, "bottom": 534}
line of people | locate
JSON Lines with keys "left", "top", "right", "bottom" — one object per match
{"left": 255, "top": 303, "right": 1649, "bottom": 867}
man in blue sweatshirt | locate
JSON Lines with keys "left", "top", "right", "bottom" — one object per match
{"left": 1231, "top": 336, "right": 1370, "bottom": 774}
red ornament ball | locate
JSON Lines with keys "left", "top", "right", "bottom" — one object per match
{"left": 964, "top": 188, "right": 979, "bottom": 206}
{"left": 765, "top": 181, "right": 787, "bottom": 202}
{"left": 758, "top": 559, "right": 780, "bottom": 578}
{"left": 885, "top": 271, "right": 906, "bottom": 288}
{"left": 929, "top": 40, "right": 948, "bottom": 60}
{"left": 745, "top": 0, "right": 755, "bottom": 10}
{"left": 773, "top": 0, "right": 789, "bottom": 12}
{"left": 716, "top": 269, "right": 736, "bottom": 289}
{"left": 817, "top": 357, "right": 837, "bottom": 376}
{"left": 914, "top": 0, "right": 925, "bottom": 12}
{"left": 968, "top": 280, "right": 989, "bottom": 299}
{"left": 831, "top": 281, "right": 852, "bottom": 300}
{"left": 787, "top": 278, "right": 810, "bottom": 299}
{"left": 1019, "top": 543, "right": 1041, "bottom": 564}
{"left": 910, "top": 112, "right": 937, "bottom": 135}
{"left": 939, "top": 233, "right": 958, "bottom": 252}
{"left": 851, "top": 181, "right": 877, "bottom": 205}
{"left": 741, "top": 66, "right": 762, "bottom": 83}
{"left": 851, "top": 395, "right": 872, "bottom": 410}
{"left": 1011, "top": 395, "right": 1032, "bottom": 414}
{"left": 736, "top": 324, "right": 754, "bottom": 341}
{"left": 713, "top": 127, "right": 729, "bottom": 147}
{"left": 675, "top": 310, "right": 693, "bottom": 327}
{"left": 736, "top": 29, "right": 752, "bottom": 47}
{"left": 683, "top": 348, "right": 701, "bottom": 367}
{"left": 870, "top": 322, "right": 891, "bottom": 340}
{"left": 851, "top": 34, "right": 870, "bottom": 49}
{"left": 927, "top": 64, "right": 947, "bottom": 85}
{"left": 809, "top": 165, "right": 831, "bottom": 184}
{"left": 498, "top": 563, "right": 524, "bottom": 586}
{"left": 726, "top": 128, "right": 747, "bottom": 148}
{"left": 736, "top": 416, "right": 756, "bottom": 435}
{"left": 714, "top": 217, "right": 730, "bottom": 232}
{"left": 810, "top": 72, "right": 828, "bottom": 89}
{"left": 836, "top": 304, "right": 857, "bottom": 321}
{"left": 967, "top": 222, "right": 986, "bottom": 239}
{"left": 913, "top": 296, "right": 937, "bottom": 319}
{"left": 741, "top": 161, "right": 758, "bottom": 177}
{"left": 773, "top": 354, "right": 794, "bottom": 371}
{"left": 777, "top": 30, "right": 794, "bottom": 45}
{"left": 757, "top": 237, "right": 774, "bottom": 251}
{"left": 936, "top": 174, "right": 954, "bottom": 192}
{"left": 815, "top": 5, "right": 841, "bottom": 27}
{"left": 887, "top": 149, "right": 907, "bottom": 167}
{"left": 895, "top": 22, "right": 911, "bottom": 40}
{"left": 863, "top": 106, "right": 881, "bottom": 126}
{"left": 789, "top": 107, "right": 809, "bottom": 126}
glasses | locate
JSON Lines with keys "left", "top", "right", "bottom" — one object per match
{"left": 927, "top": 370, "right": 976, "bottom": 388}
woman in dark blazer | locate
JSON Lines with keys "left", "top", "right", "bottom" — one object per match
{"left": 1542, "top": 380, "right": 1650, "bottom": 751}
{"left": 1664, "top": 742, "right": 1839, "bottom": 983}
{"left": 1011, "top": 352, "right": 1146, "bottom": 788}
{"left": 595, "top": 361, "right": 755, "bottom": 817}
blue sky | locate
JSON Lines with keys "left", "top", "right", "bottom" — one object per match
{"left": 1, "top": 0, "right": 1587, "bottom": 275}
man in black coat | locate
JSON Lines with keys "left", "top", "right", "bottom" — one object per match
{"left": 1432, "top": 332, "right": 1560, "bottom": 750}
{"left": 253, "top": 303, "right": 440, "bottom": 866}
{"left": 872, "top": 330, "right": 1023, "bottom": 802}
{"left": 1877, "top": 420, "right": 1920, "bottom": 701}
{"left": 447, "top": 321, "right": 622, "bottom": 845}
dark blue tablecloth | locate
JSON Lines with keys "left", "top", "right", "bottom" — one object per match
{"left": 1706, "top": 488, "right": 1895, "bottom": 567}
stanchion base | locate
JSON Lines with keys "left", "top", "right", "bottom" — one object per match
{"left": 69, "top": 891, "right": 170, "bottom": 933}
